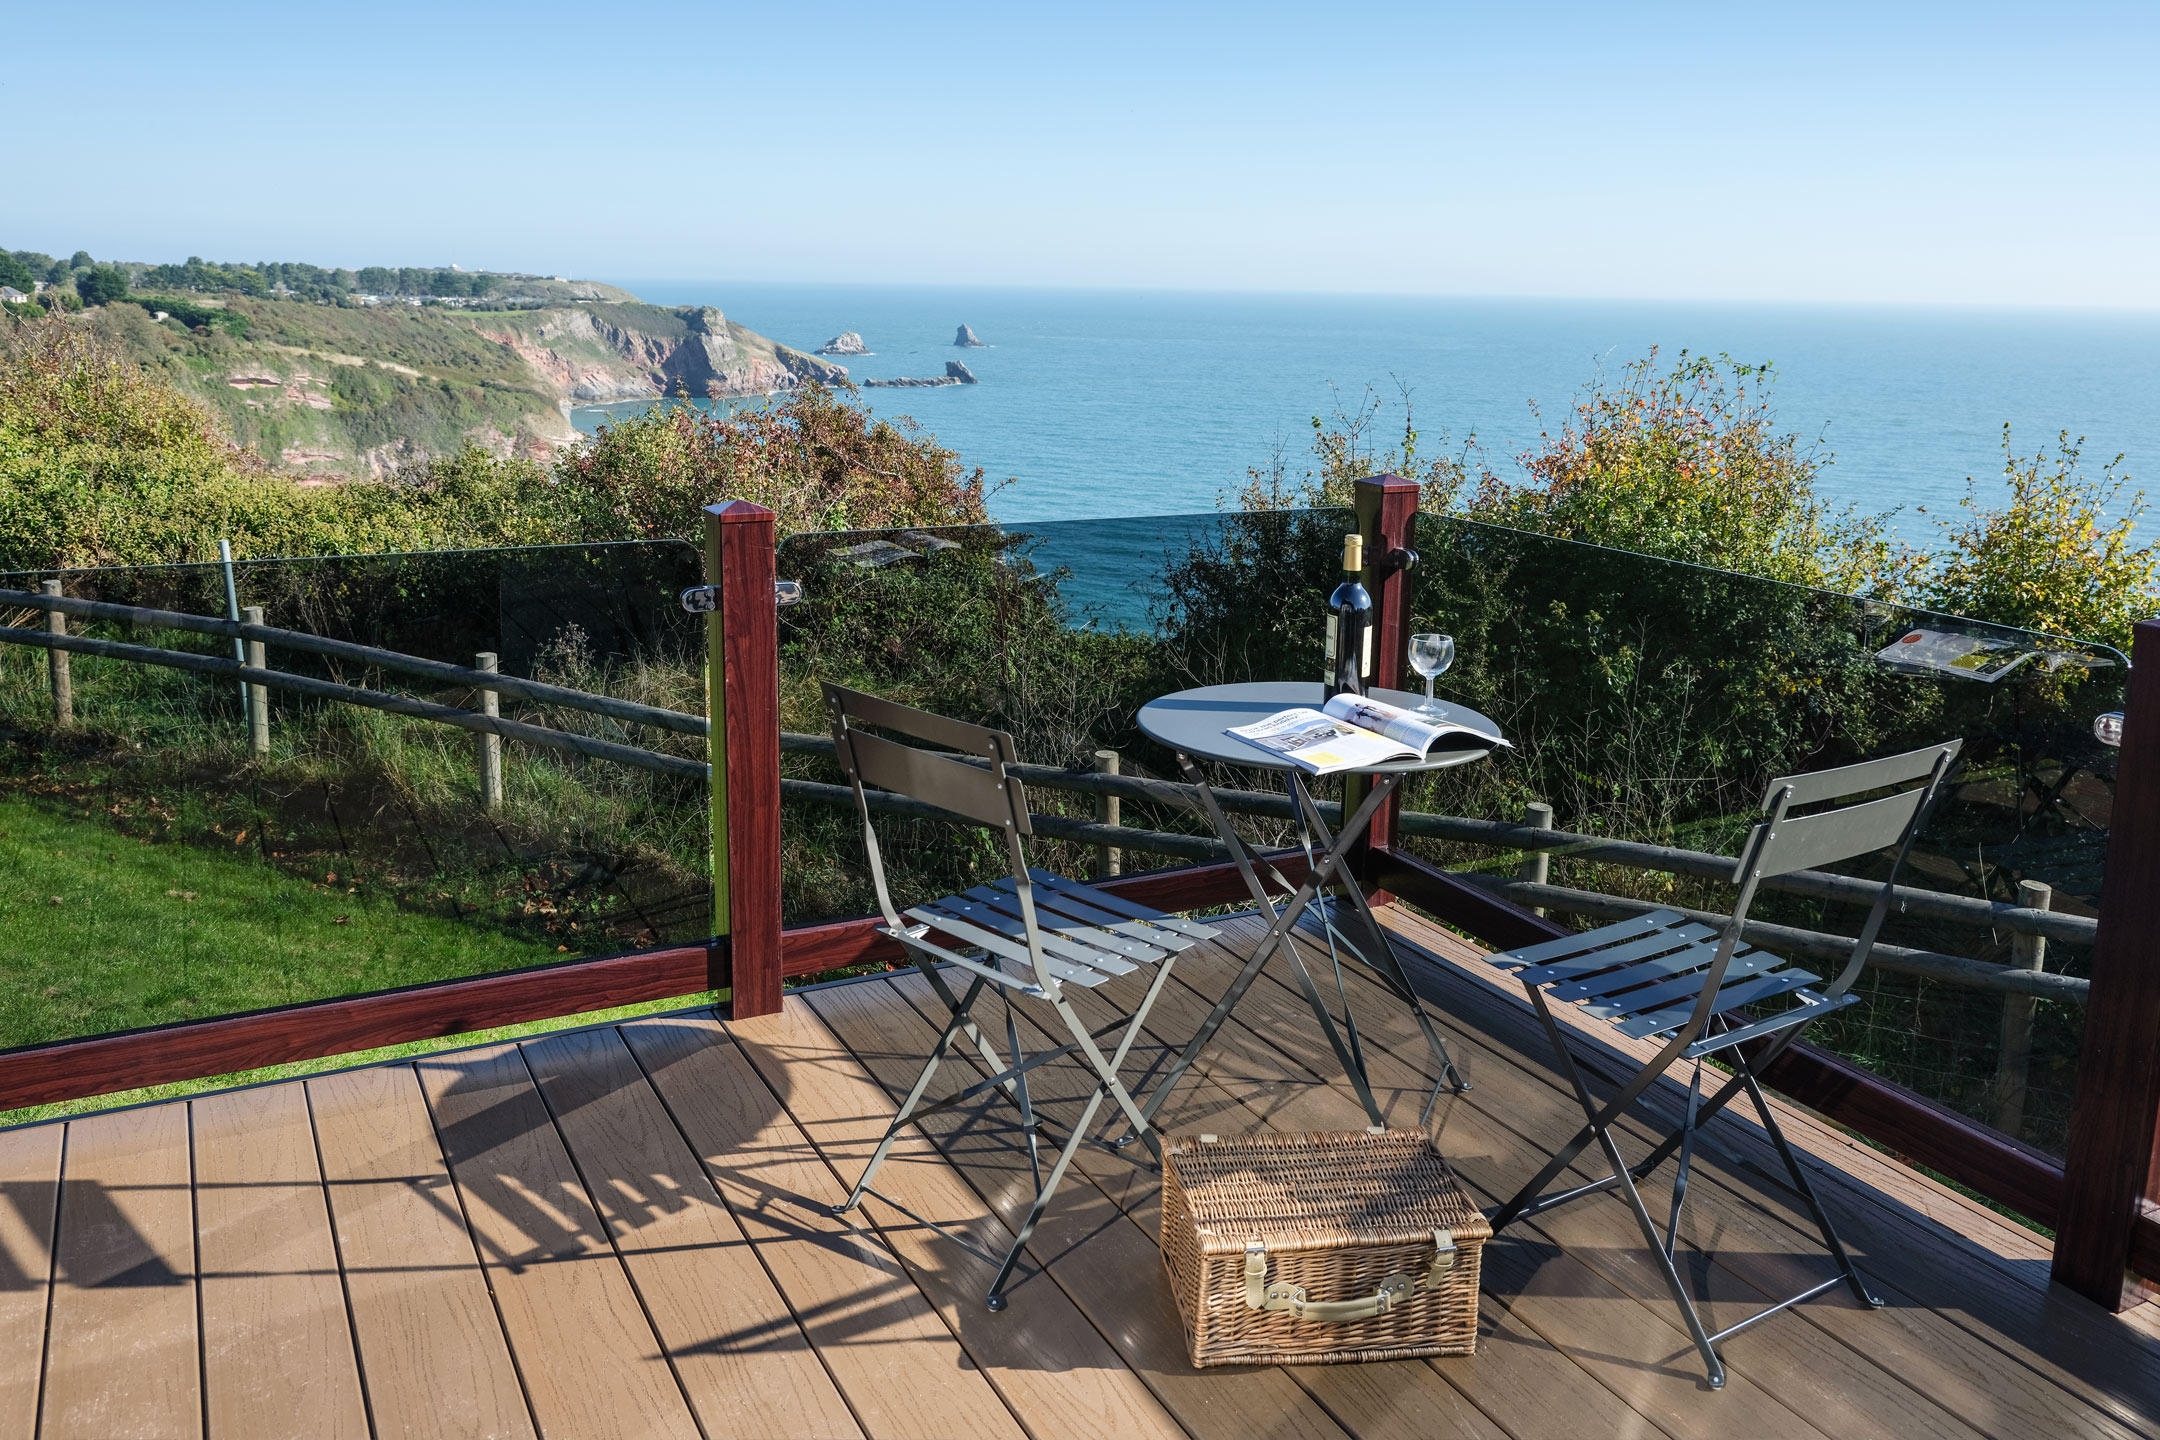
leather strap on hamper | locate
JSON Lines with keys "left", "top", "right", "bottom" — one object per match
{"left": 1242, "top": 1230, "right": 1458, "bottom": 1322}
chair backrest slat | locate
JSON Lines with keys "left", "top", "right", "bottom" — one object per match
{"left": 842, "top": 728, "right": 1031, "bottom": 833}
{"left": 829, "top": 683, "right": 1010, "bottom": 757}
{"left": 1751, "top": 787, "right": 1929, "bottom": 879}
{"left": 1763, "top": 742, "right": 1960, "bottom": 809}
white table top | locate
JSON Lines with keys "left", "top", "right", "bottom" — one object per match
{"left": 1136, "top": 681, "right": 1503, "bottom": 774}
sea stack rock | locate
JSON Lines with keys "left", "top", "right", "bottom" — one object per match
{"left": 945, "top": 361, "right": 978, "bottom": 383}
{"left": 954, "top": 323, "right": 985, "bottom": 347}
{"left": 816, "top": 331, "right": 868, "bottom": 355}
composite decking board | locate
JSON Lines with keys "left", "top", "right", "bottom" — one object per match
{"left": 191, "top": 1085, "right": 369, "bottom": 1440}
{"left": 865, "top": 968, "right": 1517, "bottom": 1440}
{"left": 413, "top": 1043, "right": 702, "bottom": 1440}
{"left": 1155, "top": 931, "right": 1983, "bottom": 1440}
{"left": 989, "top": 955, "right": 1818, "bottom": 1440}
{"left": 0, "top": 1123, "right": 60, "bottom": 1440}
{"left": 729, "top": 995, "right": 1204, "bottom": 1440}
{"left": 40, "top": 1103, "right": 201, "bottom": 1440}
{"left": 805, "top": 976, "right": 1361, "bottom": 1440}
{"left": 517, "top": 1024, "right": 864, "bottom": 1440}
{"left": 307, "top": 1064, "right": 536, "bottom": 1440}
{"left": 1369, "top": 909, "right": 2160, "bottom": 1440}
{"left": 1345, "top": 911, "right": 2155, "bottom": 1440}
{"left": 617, "top": 1011, "right": 1026, "bottom": 1440}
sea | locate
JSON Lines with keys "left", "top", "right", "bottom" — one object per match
{"left": 579, "top": 283, "right": 2160, "bottom": 552}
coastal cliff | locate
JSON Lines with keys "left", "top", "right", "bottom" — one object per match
{"left": 477, "top": 303, "right": 847, "bottom": 404}
{"left": 86, "top": 290, "right": 848, "bottom": 479}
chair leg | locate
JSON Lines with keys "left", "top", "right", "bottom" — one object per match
{"left": 1733, "top": 1051, "right": 1882, "bottom": 1308}
{"left": 835, "top": 972, "right": 990, "bottom": 1215}
{"left": 1663, "top": 1061, "right": 1703, "bottom": 1261}
{"left": 985, "top": 1083, "right": 1107, "bottom": 1311}
{"left": 1595, "top": 1120, "right": 1728, "bottom": 1389}
{"left": 1005, "top": 1003, "right": 1041, "bottom": 1194}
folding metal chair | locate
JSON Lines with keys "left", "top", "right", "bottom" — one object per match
{"left": 821, "top": 683, "right": 1213, "bottom": 1311}
{"left": 1486, "top": 740, "right": 1962, "bottom": 1387}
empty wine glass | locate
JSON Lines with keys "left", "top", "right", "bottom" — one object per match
{"left": 1409, "top": 633, "right": 1454, "bottom": 716}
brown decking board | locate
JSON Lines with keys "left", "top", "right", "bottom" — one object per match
{"left": 1, "top": 909, "right": 2158, "bottom": 1439}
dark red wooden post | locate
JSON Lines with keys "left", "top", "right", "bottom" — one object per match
{"left": 705, "top": 501, "right": 784, "bottom": 1018}
{"left": 1353, "top": 473, "right": 1421, "bottom": 865}
{"left": 2054, "top": 617, "right": 2160, "bottom": 1309}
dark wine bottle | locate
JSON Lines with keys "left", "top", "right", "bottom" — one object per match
{"left": 1322, "top": 533, "right": 1372, "bottom": 700}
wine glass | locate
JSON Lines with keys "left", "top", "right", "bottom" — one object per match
{"left": 1408, "top": 633, "right": 1454, "bottom": 716}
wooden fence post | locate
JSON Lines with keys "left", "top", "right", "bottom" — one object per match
{"left": 1093, "top": 749, "right": 1122, "bottom": 879}
{"left": 476, "top": 651, "right": 503, "bottom": 812}
{"left": 242, "top": 605, "right": 270, "bottom": 757}
{"left": 40, "top": 580, "right": 71, "bottom": 728}
{"left": 1992, "top": 878, "right": 2052, "bottom": 1140}
{"left": 1349, "top": 474, "right": 1421, "bottom": 886}
{"left": 2054, "top": 616, "right": 2160, "bottom": 1310}
{"left": 1521, "top": 801, "right": 1555, "bottom": 917}
{"left": 706, "top": 500, "right": 783, "bottom": 1017}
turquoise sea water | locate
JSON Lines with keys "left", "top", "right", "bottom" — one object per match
{"left": 582, "top": 282, "right": 2160, "bottom": 546}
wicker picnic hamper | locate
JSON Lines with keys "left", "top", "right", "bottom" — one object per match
{"left": 1160, "top": 1129, "right": 1489, "bottom": 1366}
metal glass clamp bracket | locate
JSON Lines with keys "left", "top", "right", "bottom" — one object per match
{"left": 681, "top": 580, "right": 802, "bottom": 613}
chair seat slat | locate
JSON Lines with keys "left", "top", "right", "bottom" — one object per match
{"left": 1547, "top": 939, "right": 1751, "bottom": 1003}
{"left": 1616, "top": 967, "right": 1824, "bottom": 1039}
{"left": 1025, "top": 869, "right": 1218, "bottom": 939}
{"left": 935, "top": 892, "right": 1160, "bottom": 967}
{"left": 1024, "top": 887, "right": 1204, "bottom": 951}
{"left": 1577, "top": 950, "right": 1785, "bottom": 1020}
{"left": 1512, "top": 921, "right": 1720, "bottom": 987}
{"left": 1489, "top": 910, "right": 1690, "bottom": 969}
{"left": 902, "top": 907, "right": 1118, "bottom": 987}
{"left": 970, "top": 882, "right": 1186, "bottom": 958}
{"left": 917, "top": 897, "right": 1144, "bottom": 976}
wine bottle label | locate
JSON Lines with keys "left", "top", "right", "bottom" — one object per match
{"left": 1360, "top": 623, "right": 1372, "bottom": 677}
{"left": 1324, "top": 613, "right": 1336, "bottom": 664}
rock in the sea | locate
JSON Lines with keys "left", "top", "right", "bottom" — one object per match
{"left": 946, "top": 361, "right": 977, "bottom": 383}
{"left": 954, "top": 323, "right": 985, "bottom": 347}
{"left": 816, "top": 331, "right": 869, "bottom": 355}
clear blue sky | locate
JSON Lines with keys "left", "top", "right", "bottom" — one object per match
{"left": 6, "top": 1, "right": 2155, "bottom": 306}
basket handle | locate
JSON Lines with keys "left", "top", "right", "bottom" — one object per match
{"left": 1243, "top": 1229, "right": 1458, "bottom": 1323}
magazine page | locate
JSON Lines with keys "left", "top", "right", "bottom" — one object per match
{"left": 1321, "top": 692, "right": 1509, "bottom": 755}
{"left": 1876, "top": 628, "right": 2037, "bottom": 682}
{"left": 1224, "top": 708, "right": 1416, "bottom": 775}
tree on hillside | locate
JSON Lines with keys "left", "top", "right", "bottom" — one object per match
{"left": 0, "top": 253, "right": 33, "bottom": 292}
{"left": 75, "top": 265, "right": 130, "bottom": 306}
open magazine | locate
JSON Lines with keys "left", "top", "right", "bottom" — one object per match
{"left": 1227, "top": 693, "right": 1506, "bottom": 775}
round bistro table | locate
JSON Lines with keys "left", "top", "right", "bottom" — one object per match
{"left": 1130, "top": 682, "right": 1506, "bottom": 1132}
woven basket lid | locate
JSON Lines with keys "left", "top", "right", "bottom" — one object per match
{"left": 1166, "top": 1129, "right": 1491, "bottom": 1254}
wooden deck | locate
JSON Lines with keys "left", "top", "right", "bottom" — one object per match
{"left": 4, "top": 908, "right": 2160, "bottom": 1440}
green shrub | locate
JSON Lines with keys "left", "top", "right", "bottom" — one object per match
{"left": 1465, "top": 349, "right": 1906, "bottom": 594}
{"left": 1923, "top": 427, "right": 2157, "bottom": 651}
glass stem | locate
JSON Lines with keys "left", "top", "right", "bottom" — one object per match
{"left": 1426, "top": 674, "right": 1436, "bottom": 708}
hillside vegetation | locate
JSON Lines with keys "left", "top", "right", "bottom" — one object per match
{"left": 3, "top": 245, "right": 844, "bottom": 477}
{"left": 0, "top": 312, "right": 987, "bottom": 570}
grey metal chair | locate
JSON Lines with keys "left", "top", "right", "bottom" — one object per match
{"left": 1487, "top": 739, "right": 1962, "bottom": 1388}
{"left": 821, "top": 683, "right": 1213, "bottom": 1311}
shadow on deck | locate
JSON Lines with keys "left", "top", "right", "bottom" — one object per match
{"left": 3, "top": 908, "right": 2158, "bottom": 1440}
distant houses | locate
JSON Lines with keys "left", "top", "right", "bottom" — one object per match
{"left": 0, "top": 287, "right": 27, "bottom": 305}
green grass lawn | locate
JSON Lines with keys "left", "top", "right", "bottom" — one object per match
{"left": 0, "top": 793, "right": 721, "bottom": 1127}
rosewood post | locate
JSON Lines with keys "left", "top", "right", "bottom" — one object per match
{"left": 1349, "top": 474, "right": 1421, "bottom": 881}
{"left": 2053, "top": 616, "right": 2160, "bottom": 1310}
{"left": 706, "top": 500, "right": 784, "bottom": 1017}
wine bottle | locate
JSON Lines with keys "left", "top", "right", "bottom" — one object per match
{"left": 1323, "top": 533, "right": 1372, "bottom": 700}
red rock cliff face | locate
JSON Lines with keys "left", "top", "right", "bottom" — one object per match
{"left": 479, "top": 305, "right": 846, "bottom": 404}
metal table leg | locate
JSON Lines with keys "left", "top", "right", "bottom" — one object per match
{"left": 1129, "top": 756, "right": 1461, "bottom": 1134}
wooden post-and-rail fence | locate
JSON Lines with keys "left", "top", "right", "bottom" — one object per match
{"left": 4, "top": 478, "right": 2160, "bottom": 1316}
